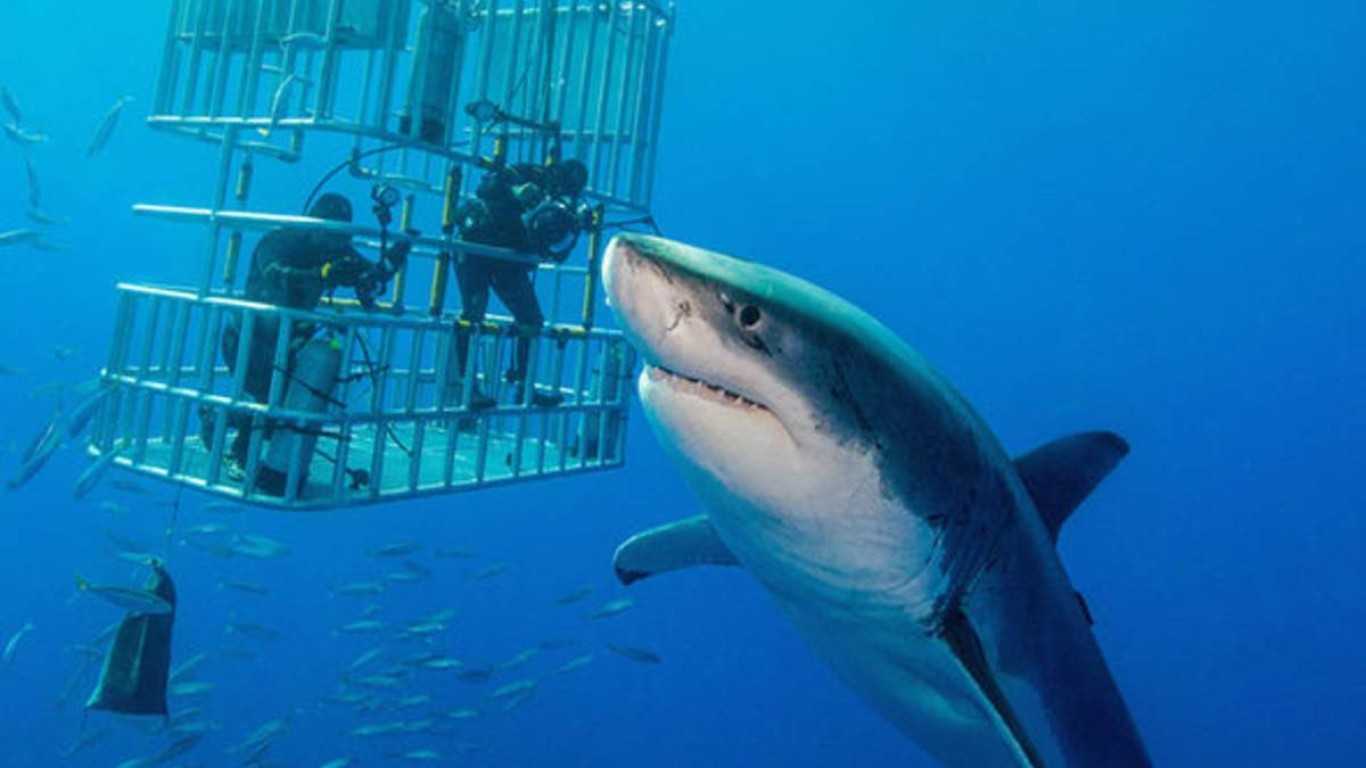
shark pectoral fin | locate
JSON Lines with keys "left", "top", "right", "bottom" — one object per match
{"left": 940, "top": 608, "right": 1046, "bottom": 768}
{"left": 612, "top": 515, "right": 740, "bottom": 586}
{"left": 1014, "top": 430, "right": 1130, "bottom": 542}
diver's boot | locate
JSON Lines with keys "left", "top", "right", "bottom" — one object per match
{"left": 467, "top": 388, "right": 498, "bottom": 411}
{"left": 197, "top": 405, "right": 216, "bottom": 449}
{"left": 506, "top": 369, "right": 562, "bottom": 408}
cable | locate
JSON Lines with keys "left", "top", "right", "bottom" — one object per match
{"left": 301, "top": 141, "right": 419, "bottom": 214}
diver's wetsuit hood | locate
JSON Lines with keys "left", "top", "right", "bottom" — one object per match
{"left": 309, "top": 193, "right": 353, "bottom": 223}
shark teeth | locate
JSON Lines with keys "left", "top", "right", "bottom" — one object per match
{"left": 649, "top": 365, "right": 768, "bottom": 412}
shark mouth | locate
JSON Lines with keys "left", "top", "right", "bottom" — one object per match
{"left": 646, "top": 364, "right": 769, "bottom": 413}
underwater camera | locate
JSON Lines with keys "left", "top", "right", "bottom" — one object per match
{"left": 351, "top": 183, "right": 409, "bottom": 310}
{"left": 521, "top": 159, "right": 594, "bottom": 263}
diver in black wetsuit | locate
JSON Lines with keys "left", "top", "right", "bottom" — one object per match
{"left": 202, "top": 193, "right": 411, "bottom": 471}
{"left": 452, "top": 158, "right": 591, "bottom": 408}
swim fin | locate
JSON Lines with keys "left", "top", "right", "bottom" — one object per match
{"left": 84, "top": 562, "right": 177, "bottom": 716}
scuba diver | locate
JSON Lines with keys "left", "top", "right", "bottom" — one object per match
{"left": 452, "top": 151, "right": 593, "bottom": 409}
{"left": 200, "top": 192, "right": 411, "bottom": 488}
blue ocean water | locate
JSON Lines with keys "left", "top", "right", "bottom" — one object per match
{"left": 1, "top": 1, "right": 1363, "bottom": 766}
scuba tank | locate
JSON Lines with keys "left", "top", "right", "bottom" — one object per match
{"left": 400, "top": 2, "right": 463, "bottom": 144}
{"left": 257, "top": 337, "right": 343, "bottom": 497}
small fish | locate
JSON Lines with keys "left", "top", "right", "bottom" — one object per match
{"left": 25, "top": 208, "right": 70, "bottom": 226}
{"left": 2, "top": 123, "right": 48, "bottom": 145}
{"left": 554, "top": 585, "right": 593, "bottom": 605}
{"left": 351, "top": 673, "right": 404, "bottom": 689}
{"left": 588, "top": 597, "right": 635, "bottom": 620}
{"left": 229, "top": 717, "right": 289, "bottom": 754}
{"left": 219, "top": 580, "right": 269, "bottom": 596}
{"left": 24, "top": 157, "right": 40, "bottom": 208}
{"left": 330, "top": 581, "right": 386, "bottom": 597}
{"left": 87, "top": 96, "right": 132, "bottom": 157}
{"left": 156, "top": 732, "right": 204, "bottom": 762}
{"left": 225, "top": 621, "right": 282, "bottom": 641}
{"left": 446, "top": 706, "right": 479, "bottom": 720}
{"left": 73, "top": 444, "right": 122, "bottom": 499}
{"left": 351, "top": 721, "right": 406, "bottom": 737}
{"left": 258, "top": 74, "right": 298, "bottom": 138}
{"left": 349, "top": 647, "right": 384, "bottom": 671}
{"left": 166, "top": 706, "right": 204, "bottom": 727}
{"left": 113, "top": 550, "right": 160, "bottom": 566}
{"left": 399, "top": 621, "right": 446, "bottom": 638}
{"left": 497, "top": 648, "right": 539, "bottom": 671}
{"left": 7, "top": 439, "right": 58, "bottom": 489}
{"left": 319, "top": 758, "right": 355, "bottom": 768}
{"left": 185, "top": 522, "right": 231, "bottom": 536}
{"left": 555, "top": 653, "right": 595, "bottom": 675}
{"left": 338, "top": 620, "right": 385, "bottom": 634}
{"left": 64, "top": 386, "right": 110, "bottom": 440}
{"left": 394, "top": 694, "right": 431, "bottom": 710}
{"left": 0, "top": 228, "right": 41, "bottom": 247}
{"left": 169, "top": 651, "right": 209, "bottom": 682}
{"left": 183, "top": 539, "right": 237, "bottom": 560}
{"left": 74, "top": 575, "right": 173, "bottom": 614}
{"left": 488, "top": 678, "right": 537, "bottom": 700}
{"left": 98, "top": 500, "right": 128, "bottom": 515}
{"left": 169, "top": 681, "right": 215, "bottom": 696}
{"left": 607, "top": 643, "right": 662, "bottom": 664}
{"left": 368, "top": 541, "right": 421, "bottom": 558}
{"left": 419, "top": 656, "right": 462, "bottom": 670}
{"left": 0, "top": 86, "right": 21, "bottom": 124}
{"left": 57, "top": 726, "right": 107, "bottom": 758}
{"left": 2, "top": 622, "right": 35, "bottom": 663}
{"left": 469, "top": 562, "right": 509, "bottom": 581}
{"left": 230, "top": 533, "right": 290, "bottom": 559}
{"left": 390, "top": 749, "right": 442, "bottom": 762}
{"left": 385, "top": 570, "right": 425, "bottom": 584}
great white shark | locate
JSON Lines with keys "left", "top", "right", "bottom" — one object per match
{"left": 602, "top": 233, "right": 1151, "bottom": 767}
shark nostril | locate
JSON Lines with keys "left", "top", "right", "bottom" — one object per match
{"left": 738, "top": 305, "right": 762, "bottom": 329}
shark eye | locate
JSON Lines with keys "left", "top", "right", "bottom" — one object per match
{"left": 737, "top": 305, "right": 762, "bottom": 329}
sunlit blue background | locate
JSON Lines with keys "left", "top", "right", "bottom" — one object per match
{"left": 1, "top": 1, "right": 1363, "bottom": 766}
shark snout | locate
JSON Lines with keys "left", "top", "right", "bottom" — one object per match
{"left": 602, "top": 235, "right": 690, "bottom": 363}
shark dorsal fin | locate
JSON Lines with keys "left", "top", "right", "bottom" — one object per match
{"left": 1014, "top": 431, "right": 1129, "bottom": 542}
{"left": 613, "top": 515, "right": 740, "bottom": 585}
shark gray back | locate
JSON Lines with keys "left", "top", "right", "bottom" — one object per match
{"left": 604, "top": 233, "right": 1151, "bottom": 767}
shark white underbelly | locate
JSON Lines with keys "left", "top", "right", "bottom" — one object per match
{"left": 606, "top": 233, "right": 1151, "bottom": 767}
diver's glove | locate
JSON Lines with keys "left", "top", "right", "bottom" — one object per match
{"left": 382, "top": 233, "right": 414, "bottom": 272}
{"left": 321, "top": 253, "right": 371, "bottom": 289}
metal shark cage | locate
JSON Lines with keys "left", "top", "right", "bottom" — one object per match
{"left": 90, "top": 0, "right": 676, "bottom": 509}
